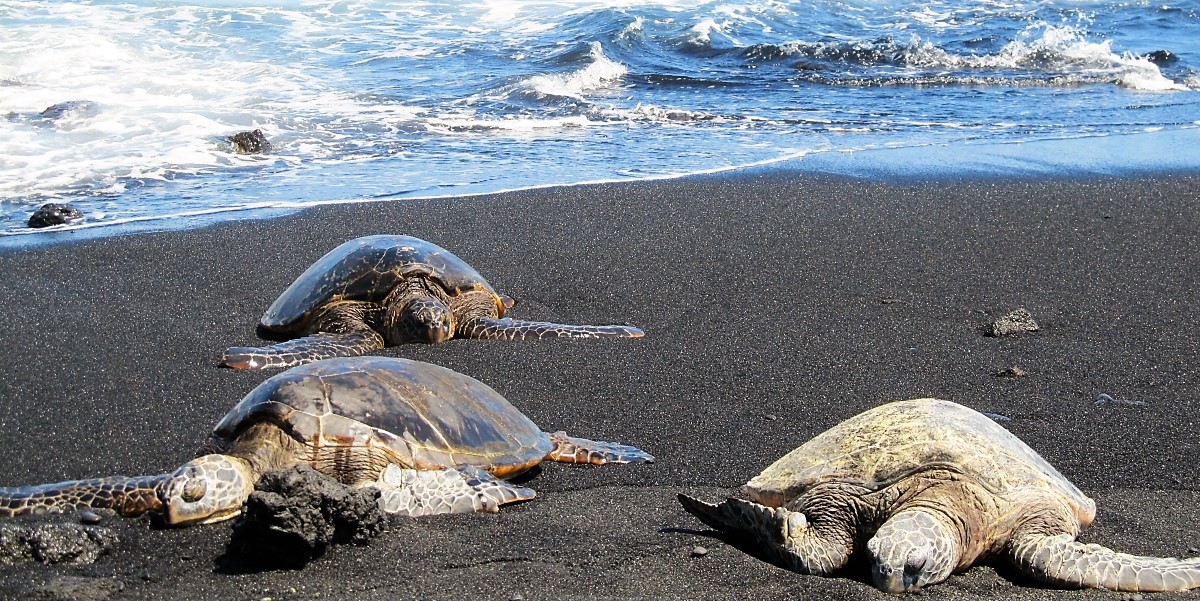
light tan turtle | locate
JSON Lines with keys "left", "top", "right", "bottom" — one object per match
{"left": 222, "top": 235, "right": 644, "bottom": 370}
{"left": 0, "top": 357, "right": 652, "bottom": 525}
{"left": 679, "top": 398, "right": 1200, "bottom": 593}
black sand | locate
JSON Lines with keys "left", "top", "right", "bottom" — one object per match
{"left": 1, "top": 167, "right": 1199, "bottom": 600}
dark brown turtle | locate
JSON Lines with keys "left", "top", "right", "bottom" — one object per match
{"left": 0, "top": 357, "right": 653, "bottom": 525}
{"left": 223, "top": 235, "right": 644, "bottom": 370}
{"left": 679, "top": 398, "right": 1200, "bottom": 593}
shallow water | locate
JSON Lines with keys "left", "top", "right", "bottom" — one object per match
{"left": 2, "top": 0, "right": 1198, "bottom": 241}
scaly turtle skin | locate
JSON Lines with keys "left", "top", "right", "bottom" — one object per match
{"left": 679, "top": 398, "right": 1200, "bottom": 593}
{"left": 222, "top": 235, "right": 644, "bottom": 370}
{"left": 0, "top": 357, "right": 653, "bottom": 525}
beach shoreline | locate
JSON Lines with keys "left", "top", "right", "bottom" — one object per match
{"left": 1, "top": 167, "right": 1198, "bottom": 600}
{"left": 8, "top": 127, "right": 1200, "bottom": 251}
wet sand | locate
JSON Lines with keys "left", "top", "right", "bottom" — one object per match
{"left": 1, "top": 167, "right": 1198, "bottom": 600}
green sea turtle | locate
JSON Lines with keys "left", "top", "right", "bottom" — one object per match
{"left": 679, "top": 398, "right": 1200, "bottom": 593}
{"left": 222, "top": 235, "right": 644, "bottom": 370}
{"left": 0, "top": 357, "right": 653, "bottom": 525}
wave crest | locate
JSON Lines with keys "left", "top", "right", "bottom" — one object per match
{"left": 524, "top": 41, "right": 627, "bottom": 99}
{"left": 739, "top": 23, "right": 1184, "bottom": 91}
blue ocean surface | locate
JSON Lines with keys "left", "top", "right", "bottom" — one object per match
{"left": 1, "top": 0, "right": 1198, "bottom": 241}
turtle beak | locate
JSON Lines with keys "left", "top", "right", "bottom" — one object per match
{"left": 426, "top": 321, "right": 452, "bottom": 343}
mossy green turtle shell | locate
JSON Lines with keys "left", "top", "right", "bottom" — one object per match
{"left": 745, "top": 398, "right": 1095, "bottom": 521}
{"left": 260, "top": 235, "right": 503, "bottom": 333}
{"left": 211, "top": 356, "right": 552, "bottom": 477}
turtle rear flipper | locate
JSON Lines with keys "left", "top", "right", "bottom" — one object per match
{"left": 1010, "top": 530, "right": 1200, "bottom": 591}
{"left": 0, "top": 475, "right": 166, "bottom": 518}
{"left": 459, "top": 317, "right": 644, "bottom": 340}
{"left": 373, "top": 465, "right": 534, "bottom": 517}
{"left": 546, "top": 431, "right": 654, "bottom": 464}
{"left": 222, "top": 331, "right": 385, "bottom": 370}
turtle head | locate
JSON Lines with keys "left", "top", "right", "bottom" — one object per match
{"left": 866, "top": 510, "right": 958, "bottom": 593}
{"left": 398, "top": 297, "right": 455, "bottom": 343}
{"left": 159, "top": 455, "right": 256, "bottom": 526}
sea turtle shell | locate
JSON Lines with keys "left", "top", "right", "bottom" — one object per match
{"left": 743, "top": 398, "right": 1094, "bottom": 520}
{"left": 260, "top": 235, "right": 505, "bottom": 335}
{"left": 209, "top": 356, "right": 552, "bottom": 478}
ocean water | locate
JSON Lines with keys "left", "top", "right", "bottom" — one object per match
{"left": 2, "top": 0, "right": 1198, "bottom": 240}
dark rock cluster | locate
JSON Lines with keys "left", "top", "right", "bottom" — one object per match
{"left": 228, "top": 129, "right": 272, "bottom": 154}
{"left": 227, "top": 465, "right": 389, "bottom": 568}
{"left": 0, "top": 516, "right": 118, "bottom": 564}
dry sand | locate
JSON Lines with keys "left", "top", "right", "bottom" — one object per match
{"left": 1, "top": 168, "right": 1198, "bottom": 600}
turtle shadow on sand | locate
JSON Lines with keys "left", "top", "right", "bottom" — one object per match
{"left": 216, "top": 462, "right": 545, "bottom": 572}
{"left": 671, "top": 520, "right": 876, "bottom": 586}
{"left": 668, "top": 513, "right": 1057, "bottom": 591}
{"left": 221, "top": 235, "right": 645, "bottom": 371}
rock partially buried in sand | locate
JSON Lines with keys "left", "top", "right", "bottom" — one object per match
{"left": 0, "top": 518, "right": 117, "bottom": 564}
{"left": 10, "top": 575, "right": 124, "bottom": 600}
{"left": 992, "top": 366, "right": 1028, "bottom": 378}
{"left": 227, "top": 465, "right": 388, "bottom": 568}
{"left": 27, "top": 202, "right": 84, "bottom": 228}
{"left": 228, "top": 129, "right": 272, "bottom": 154}
{"left": 985, "top": 308, "right": 1039, "bottom": 337}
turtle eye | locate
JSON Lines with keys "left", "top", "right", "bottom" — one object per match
{"left": 182, "top": 477, "right": 207, "bottom": 503}
{"left": 786, "top": 511, "right": 808, "bottom": 534}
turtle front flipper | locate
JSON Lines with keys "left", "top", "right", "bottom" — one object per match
{"left": 373, "top": 465, "right": 535, "bottom": 517}
{"left": 0, "top": 475, "right": 166, "bottom": 518}
{"left": 1009, "top": 530, "right": 1200, "bottom": 591}
{"left": 458, "top": 317, "right": 644, "bottom": 340}
{"left": 222, "top": 331, "right": 385, "bottom": 370}
{"left": 677, "top": 494, "right": 854, "bottom": 576}
{"left": 546, "top": 431, "right": 654, "bottom": 464}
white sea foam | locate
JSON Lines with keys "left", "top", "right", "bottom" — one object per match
{"left": 524, "top": 42, "right": 627, "bottom": 99}
{"left": 424, "top": 114, "right": 602, "bottom": 133}
{"left": 0, "top": 5, "right": 281, "bottom": 199}
{"left": 0, "top": 1, "right": 431, "bottom": 207}
{"left": 686, "top": 17, "right": 737, "bottom": 48}
{"left": 983, "top": 24, "right": 1185, "bottom": 91}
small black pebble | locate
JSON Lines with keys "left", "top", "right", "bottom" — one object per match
{"left": 764, "top": 414, "right": 779, "bottom": 421}
{"left": 992, "top": 366, "right": 1028, "bottom": 379}
{"left": 691, "top": 545, "right": 709, "bottom": 557}
{"left": 509, "top": 594, "right": 524, "bottom": 601}
{"left": 78, "top": 510, "right": 102, "bottom": 524}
